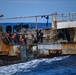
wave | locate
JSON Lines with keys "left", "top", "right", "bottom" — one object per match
{"left": 0, "top": 55, "right": 69, "bottom": 75}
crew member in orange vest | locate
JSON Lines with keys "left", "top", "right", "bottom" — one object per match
{"left": 5, "top": 32, "right": 11, "bottom": 43}
{"left": 20, "top": 37, "right": 25, "bottom": 44}
{"left": 14, "top": 32, "right": 17, "bottom": 43}
{"left": 14, "top": 32, "right": 16, "bottom": 38}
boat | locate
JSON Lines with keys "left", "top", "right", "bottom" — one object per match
{"left": 0, "top": 12, "right": 76, "bottom": 66}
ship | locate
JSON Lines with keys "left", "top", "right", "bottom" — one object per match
{"left": 0, "top": 12, "right": 76, "bottom": 66}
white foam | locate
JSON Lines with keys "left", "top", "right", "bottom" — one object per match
{"left": 0, "top": 55, "right": 69, "bottom": 75}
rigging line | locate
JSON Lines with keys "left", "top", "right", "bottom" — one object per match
{"left": 0, "top": 12, "right": 74, "bottom": 20}
{"left": 0, "top": 14, "right": 53, "bottom": 20}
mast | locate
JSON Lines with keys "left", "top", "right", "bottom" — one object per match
{"left": 35, "top": 16, "right": 38, "bottom": 29}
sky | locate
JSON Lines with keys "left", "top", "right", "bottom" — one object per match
{"left": 0, "top": 0, "right": 76, "bottom": 23}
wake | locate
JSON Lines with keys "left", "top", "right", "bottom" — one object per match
{"left": 0, "top": 55, "right": 69, "bottom": 75}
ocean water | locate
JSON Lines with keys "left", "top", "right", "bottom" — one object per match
{"left": 0, "top": 23, "right": 51, "bottom": 31}
{"left": 0, "top": 55, "right": 76, "bottom": 75}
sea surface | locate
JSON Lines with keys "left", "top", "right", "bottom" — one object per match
{"left": 0, "top": 23, "right": 51, "bottom": 31}
{"left": 0, "top": 55, "right": 76, "bottom": 75}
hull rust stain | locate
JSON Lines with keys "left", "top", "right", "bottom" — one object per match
{"left": 62, "top": 43, "right": 76, "bottom": 54}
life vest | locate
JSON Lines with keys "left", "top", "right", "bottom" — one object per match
{"left": 21, "top": 38, "right": 24, "bottom": 43}
{"left": 14, "top": 33, "right": 16, "bottom": 38}
{"left": 5, "top": 33, "right": 10, "bottom": 38}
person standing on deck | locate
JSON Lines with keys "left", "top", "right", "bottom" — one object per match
{"left": 14, "top": 32, "right": 17, "bottom": 43}
{"left": 39, "top": 30, "right": 43, "bottom": 43}
{"left": 32, "top": 34, "right": 38, "bottom": 44}
{"left": 20, "top": 37, "right": 24, "bottom": 44}
{"left": 14, "top": 31, "right": 20, "bottom": 44}
{"left": 5, "top": 32, "right": 11, "bottom": 43}
{"left": 20, "top": 35, "right": 27, "bottom": 44}
{"left": 36, "top": 29, "right": 40, "bottom": 43}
